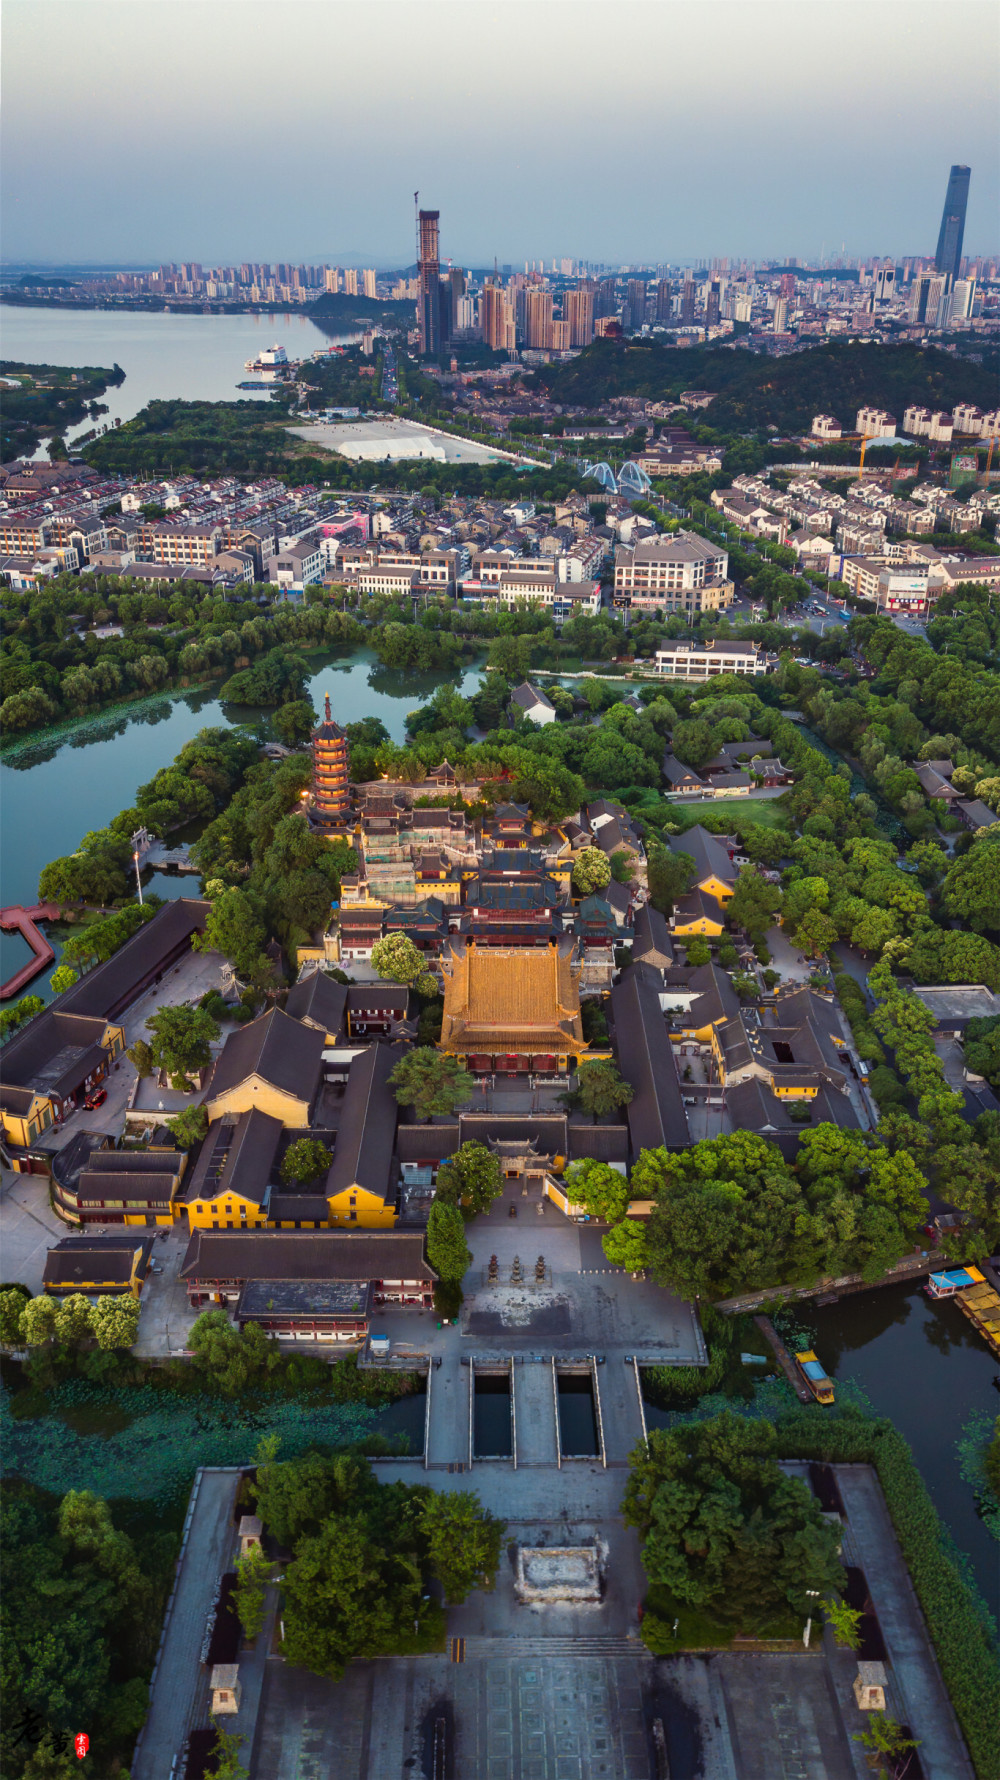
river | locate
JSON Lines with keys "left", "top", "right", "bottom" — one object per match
{"left": 0, "top": 306, "right": 361, "bottom": 453}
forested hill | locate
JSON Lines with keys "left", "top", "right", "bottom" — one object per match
{"left": 534, "top": 340, "right": 999, "bottom": 434}
{"left": 306, "top": 291, "right": 414, "bottom": 332}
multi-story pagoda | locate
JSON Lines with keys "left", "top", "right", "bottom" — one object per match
{"left": 311, "top": 693, "right": 350, "bottom": 828}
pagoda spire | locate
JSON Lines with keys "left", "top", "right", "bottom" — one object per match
{"left": 325, "top": 692, "right": 332, "bottom": 723}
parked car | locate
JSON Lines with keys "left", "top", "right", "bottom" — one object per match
{"left": 84, "top": 1088, "right": 108, "bottom": 1110}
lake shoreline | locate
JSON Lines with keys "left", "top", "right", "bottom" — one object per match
{"left": 0, "top": 638, "right": 374, "bottom": 761}
{"left": 0, "top": 294, "right": 388, "bottom": 324}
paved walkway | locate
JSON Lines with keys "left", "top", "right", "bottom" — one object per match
{"left": 513, "top": 1359, "right": 559, "bottom": 1467}
{"left": 784, "top": 1462, "right": 974, "bottom": 1780}
{"left": 0, "top": 1163, "right": 67, "bottom": 1294}
{"left": 426, "top": 1345, "right": 470, "bottom": 1469}
{"left": 132, "top": 1469, "right": 241, "bottom": 1780}
{"left": 764, "top": 922, "right": 814, "bottom": 985}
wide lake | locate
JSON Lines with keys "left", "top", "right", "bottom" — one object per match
{"left": 0, "top": 305, "right": 361, "bottom": 452}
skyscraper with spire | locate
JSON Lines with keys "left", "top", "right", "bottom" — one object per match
{"left": 417, "top": 206, "right": 441, "bottom": 355}
{"left": 935, "top": 165, "right": 971, "bottom": 281}
{"left": 311, "top": 693, "right": 350, "bottom": 827}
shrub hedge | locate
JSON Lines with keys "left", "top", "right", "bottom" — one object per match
{"left": 830, "top": 968, "right": 886, "bottom": 1065}
{"left": 774, "top": 1407, "right": 999, "bottom": 1780}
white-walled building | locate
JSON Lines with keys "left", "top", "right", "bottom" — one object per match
{"left": 856, "top": 408, "right": 896, "bottom": 438}
{"left": 653, "top": 641, "right": 776, "bottom": 682}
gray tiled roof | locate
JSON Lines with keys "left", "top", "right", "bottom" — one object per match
{"left": 611, "top": 963, "right": 688, "bottom": 1156}
{"left": 326, "top": 1044, "right": 402, "bottom": 1204}
{"left": 208, "top": 1008, "right": 324, "bottom": 1106}
{"left": 179, "top": 1229, "right": 436, "bottom": 1282}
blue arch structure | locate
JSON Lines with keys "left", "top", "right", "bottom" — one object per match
{"left": 580, "top": 460, "right": 618, "bottom": 492}
{"left": 618, "top": 460, "right": 652, "bottom": 495}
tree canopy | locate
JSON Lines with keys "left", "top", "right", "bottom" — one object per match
{"left": 388, "top": 1050, "right": 473, "bottom": 1121}
{"left": 623, "top": 1413, "right": 844, "bottom": 1637}
{"left": 635, "top": 1128, "right": 928, "bottom": 1299}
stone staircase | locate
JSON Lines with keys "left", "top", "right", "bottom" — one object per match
{"left": 458, "top": 1636, "right": 647, "bottom": 1659}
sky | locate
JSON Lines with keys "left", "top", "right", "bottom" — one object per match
{"left": 2, "top": 0, "right": 998, "bottom": 268}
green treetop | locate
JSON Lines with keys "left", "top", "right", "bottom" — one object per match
{"left": 388, "top": 1049, "right": 474, "bottom": 1121}
{"left": 281, "top": 1138, "right": 332, "bottom": 1185}
{"left": 563, "top": 1158, "right": 631, "bottom": 1224}
{"left": 426, "top": 1200, "right": 473, "bottom": 1285}
{"left": 572, "top": 846, "right": 612, "bottom": 896}
{"left": 434, "top": 1142, "right": 502, "bottom": 1216}
{"left": 371, "top": 932, "right": 427, "bottom": 986}
{"left": 623, "top": 1413, "right": 844, "bottom": 1635}
{"left": 575, "top": 1059, "right": 634, "bottom": 1122}
{"left": 145, "top": 1003, "right": 220, "bottom": 1089}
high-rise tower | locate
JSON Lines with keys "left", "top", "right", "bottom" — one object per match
{"left": 417, "top": 207, "right": 441, "bottom": 355}
{"left": 311, "top": 693, "right": 350, "bottom": 828}
{"left": 935, "top": 165, "right": 970, "bottom": 281}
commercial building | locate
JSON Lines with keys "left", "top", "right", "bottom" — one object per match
{"left": 480, "top": 282, "right": 516, "bottom": 352}
{"left": 613, "top": 530, "right": 732, "bottom": 614}
{"left": 524, "top": 289, "right": 554, "bottom": 350}
{"left": 564, "top": 288, "right": 595, "bottom": 347}
{"left": 935, "top": 164, "right": 971, "bottom": 281}
{"left": 909, "top": 273, "right": 949, "bottom": 328}
{"left": 418, "top": 208, "right": 442, "bottom": 355}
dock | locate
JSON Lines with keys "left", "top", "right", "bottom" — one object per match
{"left": 753, "top": 1315, "right": 814, "bottom": 1403}
{"left": 954, "top": 1278, "right": 1000, "bottom": 1355}
{"left": 0, "top": 902, "right": 60, "bottom": 999}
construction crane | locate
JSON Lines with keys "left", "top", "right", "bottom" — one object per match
{"left": 857, "top": 433, "right": 870, "bottom": 477}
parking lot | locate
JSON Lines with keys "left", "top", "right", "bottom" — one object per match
{"left": 0, "top": 1165, "right": 67, "bottom": 1293}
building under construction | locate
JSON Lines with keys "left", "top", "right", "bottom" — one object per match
{"left": 416, "top": 203, "right": 457, "bottom": 355}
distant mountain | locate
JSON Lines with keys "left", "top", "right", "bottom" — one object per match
{"left": 16, "top": 274, "right": 80, "bottom": 289}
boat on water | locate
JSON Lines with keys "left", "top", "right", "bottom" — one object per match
{"left": 794, "top": 1349, "right": 835, "bottom": 1405}
{"left": 243, "top": 343, "right": 290, "bottom": 380}
{"left": 926, "top": 1266, "right": 985, "bottom": 1299}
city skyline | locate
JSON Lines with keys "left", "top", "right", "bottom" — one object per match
{"left": 2, "top": 0, "right": 997, "bottom": 266}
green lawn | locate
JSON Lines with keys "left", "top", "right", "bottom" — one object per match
{"left": 672, "top": 798, "right": 789, "bottom": 829}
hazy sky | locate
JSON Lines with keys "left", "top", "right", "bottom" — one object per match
{"left": 3, "top": 0, "right": 998, "bottom": 266}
